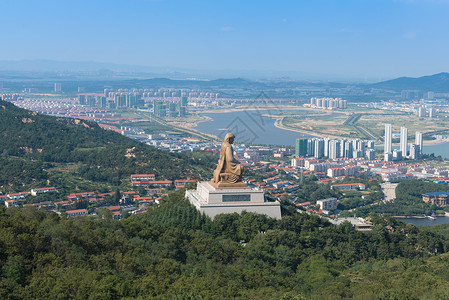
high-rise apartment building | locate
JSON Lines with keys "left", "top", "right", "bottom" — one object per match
{"left": 323, "top": 138, "right": 330, "bottom": 157}
{"left": 410, "top": 144, "right": 419, "bottom": 160}
{"left": 415, "top": 131, "right": 423, "bottom": 157}
{"left": 328, "top": 140, "right": 340, "bottom": 160}
{"left": 314, "top": 139, "right": 325, "bottom": 159}
{"left": 54, "top": 83, "right": 62, "bottom": 93}
{"left": 418, "top": 106, "right": 426, "bottom": 118}
{"left": 295, "top": 138, "right": 308, "bottom": 157}
{"left": 393, "top": 149, "right": 402, "bottom": 161}
{"left": 366, "top": 149, "right": 376, "bottom": 160}
{"left": 384, "top": 124, "right": 392, "bottom": 155}
{"left": 400, "top": 126, "right": 408, "bottom": 157}
{"left": 307, "top": 139, "right": 315, "bottom": 157}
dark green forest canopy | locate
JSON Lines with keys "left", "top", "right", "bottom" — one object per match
{"left": 0, "top": 100, "right": 215, "bottom": 187}
{"left": 2, "top": 189, "right": 449, "bottom": 299}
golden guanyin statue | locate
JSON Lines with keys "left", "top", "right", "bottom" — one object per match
{"left": 212, "top": 133, "right": 245, "bottom": 187}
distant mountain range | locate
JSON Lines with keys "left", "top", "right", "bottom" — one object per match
{"left": 1, "top": 59, "right": 449, "bottom": 93}
{"left": 370, "top": 72, "right": 449, "bottom": 93}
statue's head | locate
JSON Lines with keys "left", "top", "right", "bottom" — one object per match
{"left": 224, "top": 132, "right": 235, "bottom": 144}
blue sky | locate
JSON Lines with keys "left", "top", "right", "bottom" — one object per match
{"left": 1, "top": 0, "right": 449, "bottom": 80}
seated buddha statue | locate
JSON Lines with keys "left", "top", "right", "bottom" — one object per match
{"left": 212, "top": 132, "right": 244, "bottom": 186}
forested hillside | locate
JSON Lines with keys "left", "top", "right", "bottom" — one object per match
{"left": 0, "top": 99, "right": 214, "bottom": 189}
{"left": 1, "top": 189, "right": 449, "bottom": 299}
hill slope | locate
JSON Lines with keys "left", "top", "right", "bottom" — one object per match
{"left": 0, "top": 100, "right": 213, "bottom": 188}
{"left": 371, "top": 72, "right": 449, "bottom": 92}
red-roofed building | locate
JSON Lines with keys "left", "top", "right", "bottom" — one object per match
{"left": 5, "top": 199, "right": 18, "bottom": 208}
{"left": 55, "top": 200, "right": 72, "bottom": 207}
{"left": 106, "top": 206, "right": 121, "bottom": 211}
{"left": 67, "top": 192, "right": 95, "bottom": 200}
{"left": 66, "top": 209, "right": 88, "bottom": 217}
{"left": 98, "top": 192, "right": 115, "bottom": 197}
{"left": 7, "top": 192, "right": 28, "bottom": 200}
{"left": 112, "top": 211, "right": 121, "bottom": 220}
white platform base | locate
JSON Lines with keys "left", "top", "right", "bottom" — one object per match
{"left": 185, "top": 181, "right": 281, "bottom": 220}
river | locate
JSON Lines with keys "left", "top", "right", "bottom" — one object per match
{"left": 196, "top": 109, "right": 316, "bottom": 145}
{"left": 401, "top": 217, "right": 449, "bottom": 226}
{"left": 196, "top": 110, "right": 449, "bottom": 158}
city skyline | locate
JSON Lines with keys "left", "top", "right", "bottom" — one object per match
{"left": 2, "top": 1, "right": 449, "bottom": 80}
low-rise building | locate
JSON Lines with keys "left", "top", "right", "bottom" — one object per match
{"left": 131, "top": 174, "right": 155, "bottom": 181}
{"left": 5, "top": 199, "right": 18, "bottom": 208}
{"left": 331, "top": 183, "right": 366, "bottom": 191}
{"left": 316, "top": 197, "right": 338, "bottom": 210}
{"left": 31, "top": 187, "right": 58, "bottom": 196}
{"left": 174, "top": 179, "right": 196, "bottom": 187}
{"left": 423, "top": 192, "right": 449, "bottom": 206}
{"left": 7, "top": 192, "right": 28, "bottom": 200}
{"left": 66, "top": 209, "right": 88, "bottom": 217}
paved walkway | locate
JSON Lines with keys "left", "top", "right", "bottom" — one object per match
{"left": 381, "top": 182, "right": 398, "bottom": 202}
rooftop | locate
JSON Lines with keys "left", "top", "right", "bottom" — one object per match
{"left": 424, "top": 192, "right": 449, "bottom": 197}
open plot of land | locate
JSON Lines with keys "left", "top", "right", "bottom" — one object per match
{"left": 280, "top": 107, "right": 449, "bottom": 140}
{"left": 281, "top": 113, "right": 356, "bottom": 138}
{"left": 358, "top": 113, "right": 449, "bottom": 138}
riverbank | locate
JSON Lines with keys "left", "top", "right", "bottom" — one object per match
{"left": 423, "top": 138, "right": 449, "bottom": 146}
{"left": 195, "top": 105, "right": 304, "bottom": 114}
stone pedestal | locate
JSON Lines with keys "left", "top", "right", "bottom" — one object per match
{"left": 186, "top": 181, "right": 281, "bottom": 220}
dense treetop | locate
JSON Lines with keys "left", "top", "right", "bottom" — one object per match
{"left": 1, "top": 189, "right": 449, "bottom": 299}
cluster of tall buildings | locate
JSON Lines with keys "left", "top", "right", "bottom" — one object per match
{"left": 153, "top": 97, "right": 188, "bottom": 118}
{"left": 0, "top": 94, "right": 22, "bottom": 101}
{"left": 78, "top": 94, "right": 109, "bottom": 108}
{"left": 78, "top": 92, "right": 189, "bottom": 117}
{"left": 417, "top": 106, "right": 437, "bottom": 118}
{"left": 309, "top": 97, "right": 347, "bottom": 109}
{"left": 54, "top": 83, "right": 62, "bottom": 93}
{"left": 383, "top": 124, "right": 422, "bottom": 161}
{"left": 77, "top": 87, "right": 221, "bottom": 115}
{"left": 295, "top": 137, "right": 375, "bottom": 160}
{"left": 103, "top": 88, "right": 219, "bottom": 100}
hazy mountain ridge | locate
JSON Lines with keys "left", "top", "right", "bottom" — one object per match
{"left": 1, "top": 60, "right": 449, "bottom": 94}
{"left": 371, "top": 72, "right": 449, "bottom": 92}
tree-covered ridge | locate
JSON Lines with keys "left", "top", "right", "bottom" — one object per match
{"left": 0, "top": 99, "right": 213, "bottom": 188}
{"left": 1, "top": 189, "right": 449, "bottom": 299}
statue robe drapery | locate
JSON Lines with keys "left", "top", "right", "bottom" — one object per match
{"left": 213, "top": 133, "right": 243, "bottom": 184}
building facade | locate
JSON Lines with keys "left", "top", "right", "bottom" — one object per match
{"left": 423, "top": 192, "right": 449, "bottom": 206}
